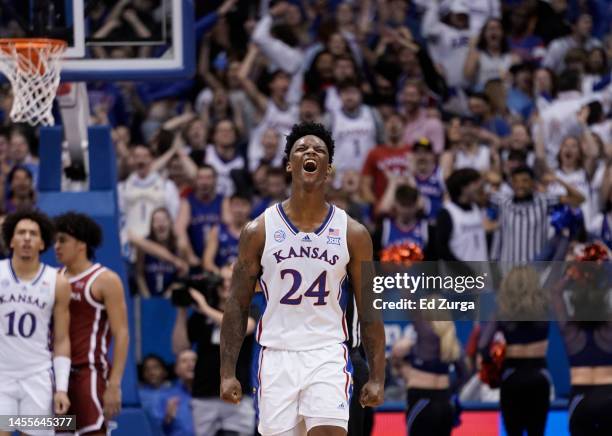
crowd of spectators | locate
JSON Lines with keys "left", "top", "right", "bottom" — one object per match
{"left": 2, "top": 0, "right": 612, "bottom": 434}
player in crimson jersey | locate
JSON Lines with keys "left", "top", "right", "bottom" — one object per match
{"left": 53, "top": 212, "right": 129, "bottom": 435}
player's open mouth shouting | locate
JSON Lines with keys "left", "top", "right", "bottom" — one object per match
{"left": 303, "top": 156, "right": 318, "bottom": 174}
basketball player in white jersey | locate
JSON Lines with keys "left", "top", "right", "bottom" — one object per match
{"left": 220, "top": 122, "right": 385, "bottom": 436}
{"left": 0, "top": 210, "right": 72, "bottom": 434}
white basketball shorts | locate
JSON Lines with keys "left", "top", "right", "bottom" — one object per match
{"left": 0, "top": 369, "right": 54, "bottom": 435}
{"left": 254, "top": 343, "right": 354, "bottom": 435}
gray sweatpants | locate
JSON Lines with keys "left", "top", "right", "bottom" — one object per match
{"left": 192, "top": 396, "right": 255, "bottom": 436}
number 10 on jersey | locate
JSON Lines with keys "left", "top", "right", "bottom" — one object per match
{"left": 4, "top": 311, "right": 36, "bottom": 338}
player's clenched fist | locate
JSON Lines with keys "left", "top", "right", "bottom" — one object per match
{"left": 220, "top": 377, "right": 243, "bottom": 404}
{"left": 359, "top": 380, "right": 384, "bottom": 408}
{"left": 54, "top": 391, "right": 71, "bottom": 415}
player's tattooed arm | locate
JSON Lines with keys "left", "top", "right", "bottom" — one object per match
{"left": 220, "top": 217, "right": 264, "bottom": 403}
{"left": 347, "top": 218, "right": 386, "bottom": 408}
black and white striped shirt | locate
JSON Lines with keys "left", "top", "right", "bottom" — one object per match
{"left": 491, "top": 192, "right": 560, "bottom": 264}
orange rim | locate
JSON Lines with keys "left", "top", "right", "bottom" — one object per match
{"left": 0, "top": 38, "right": 67, "bottom": 54}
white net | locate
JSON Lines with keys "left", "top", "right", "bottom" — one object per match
{"left": 0, "top": 39, "right": 66, "bottom": 127}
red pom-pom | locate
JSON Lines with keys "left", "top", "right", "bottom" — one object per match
{"left": 479, "top": 341, "right": 506, "bottom": 389}
{"left": 567, "top": 242, "right": 610, "bottom": 282}
{"left": 380, "top": 243, "right": 424, "bottom": 265}
{"left": 576, "top": 242, "right": 610, "bottom": 262}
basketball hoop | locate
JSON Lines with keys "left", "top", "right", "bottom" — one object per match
{"left": 0, "top": 38, "right": 67, "bottom": 126}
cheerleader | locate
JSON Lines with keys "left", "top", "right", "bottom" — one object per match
{"left": 478, "top": 267, "right": 551, "bottom": 436}
{"left": 393, "top": 316, "right": 467, "bottom": 436}
{"left": 551, "top": 242, "right": 612, "bottom": 436}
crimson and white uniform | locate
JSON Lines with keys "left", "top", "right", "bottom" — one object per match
{"left": 62, "top": 263, "right": 110, "bottom": 435}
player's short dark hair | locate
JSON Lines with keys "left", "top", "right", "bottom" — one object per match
{"left": 54, "top": 212, "right": 103, "bottom": 260}
{"left": 2, "top": 210, "right": 55, "bottom": 253}
{"left": 395, "top": 185, "right": 419, "bottom": 207}
{"left": 511, "top": 165, "right": 535, "bottom": 180}
{"left": 446, "top": 168, "right": 481, "bottom": 203}
{"left": 285, "top": 122, "right": 335, "bottom": 164}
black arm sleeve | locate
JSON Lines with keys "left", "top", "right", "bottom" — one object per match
{"left": 435, "top": 209, "right": 480, "bottom": 277}
{"left": 434, "top": 209, "right": 458, "bottom": 261}
{"left": 416, "top": 46, "right": 449, "bottom": 100}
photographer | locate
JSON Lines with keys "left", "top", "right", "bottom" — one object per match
{"left": 172, "top": 263, "right": 257, "bottom": 436}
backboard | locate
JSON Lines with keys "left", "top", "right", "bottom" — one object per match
{"left": 0, "top": 0, "right": 195, "bottom": 81}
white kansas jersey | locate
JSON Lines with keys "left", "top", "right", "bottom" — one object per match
{"left": 258, "top": 203, "right": 351, "bottom": 351}
{"left": 0, "top": 260, "right": 58, "bottom": 377}
{"left": 445, "top": 201, "right": 488, "bottom": 261}
{"left": 119, "top": 172, "right": 169, "bottom": 238}
{"left": 331, "top": 106, "right": 377, "bottom": 178}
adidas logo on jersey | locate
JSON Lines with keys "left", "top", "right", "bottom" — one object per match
{"left": 301, "top": 235, "right": 312, "bottom": 243}
{"left": 338, "top": 402, "right": 346, "bottom": 410}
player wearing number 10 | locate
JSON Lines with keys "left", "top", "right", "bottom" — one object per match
{"left": 0, "top": 211, "right": 72, "bottom": 435}
{"left": 220, "top": 122, "right": 386, "bottom": 436}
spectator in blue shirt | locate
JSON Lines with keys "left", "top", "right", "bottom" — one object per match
{"left": 468, "top": 91, "right": 510, "bottom": 137}
{"left": 139, "top": 354, "right": 171, "bottom": 420}
{"left": 507, "top": 63, "right": 535, "bottom": 120}
{"left": 154, "top": 350, "right": 197, "bottom": 436}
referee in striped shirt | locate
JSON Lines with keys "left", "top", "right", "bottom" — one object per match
{"left": 491, "top": 165, "right": 585, "bottom": 264}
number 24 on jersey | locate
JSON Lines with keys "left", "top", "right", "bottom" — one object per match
{"left": 279, "top": 270, "right": 330, "bottom": 306}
